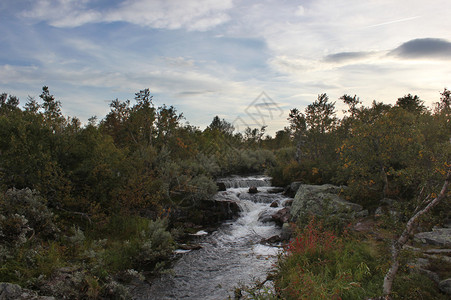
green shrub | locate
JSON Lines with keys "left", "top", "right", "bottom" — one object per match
{"left": 101, "top": 217, "right": 174, "bottom": 274}
{"left": 274, "top": 218, "right": 383, "bottom": 299}
{"left": 0, "top": 188, "right": 59, "bottom": 242}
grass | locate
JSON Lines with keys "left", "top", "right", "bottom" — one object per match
{"left": 245, "top": 217, "right": 450, "bottom": 300}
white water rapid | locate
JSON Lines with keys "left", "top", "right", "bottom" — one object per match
{"left": 143, "top": 175, "right": 289, "bottom": 299}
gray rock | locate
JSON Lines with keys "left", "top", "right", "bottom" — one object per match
{"left": 424, "top": 248, "right": 451, "bottom": 255}
{"left": 419, "top": 268, "right": 440, "bottom": 284}
{"left": 374, "top": 206, "right": 399, "bottom": 219}
{"left": 284, "top": 181, "right": 302, "bottom": 197}
{"left": 268, "top": 187, "right": 284, "bottom": 194}
{"left": 375, "top": 207, "right": 384, "bottom": 218}
{"left": 260, "top": 235, "right": 281, "bottom": 245}
{"left": 272, "top": 208, "right": 291, "bottom": 226}
{"left": 411, "top": 257, "right": 430, "bottom": 269}
{"left": 290, "top": 184, "right": 363, "bottom": 222}
{"left": 380, "top": 198, "right": 395, "bottom": 206}
{"left": 39, "top": 267, "right": 85, "bottom": 299}
{"left": 216, "top": 182, "right": 226, "bottom": 191}
{"left": 423, "top": 254, "right": 451, "bottom": 264}
{"left": 290, "top": 181, "right": 302, "bottom": 193}
{"left": 439, "top": 278, "right": 451, "bottom": 295}
{"left": 0, "top": 282, "right": 55, "bottom": 300}
{"left": 248, "top": 186, "right": 259, "bottom": 194}
{"left": 406, "top": 258, "right": 441, "bottom": 283}
{"left": 0, "top": 283, "right": 23, "bottom": 300}
{"left": 179, "top": 244, "right": 202, "bottom": 251}
{"left": 355, "top": 209, "right": 369, "bottom": 218}
{"left": 414, "top": 228, "right": 451, "bottom": 247}
{"left": 258, "top": 210, "right": 274, "bottom": 223}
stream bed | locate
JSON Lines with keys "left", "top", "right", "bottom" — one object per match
{"left": 140, "top": 175, "right": 289, "bottom": 299}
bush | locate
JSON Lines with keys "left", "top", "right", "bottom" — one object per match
{"left": 101, "top": 217, "right": 174, "bottom": 274}
{"left": 0, "top": 188, "right": 59, "bottom": 241}
{"left": 274, "top": 218, "right": 383, "bottom": 299}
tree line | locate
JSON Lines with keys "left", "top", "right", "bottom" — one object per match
{"left": 0, "top": 86, "right": 449, "bottom": 298}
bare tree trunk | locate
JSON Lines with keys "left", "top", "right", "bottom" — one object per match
{"left": 383, "top": 169, "right": 451, "bottom": 297}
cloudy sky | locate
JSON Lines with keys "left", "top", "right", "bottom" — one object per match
{"left": 1, "top": 0, "right": 450, "bottom": 134}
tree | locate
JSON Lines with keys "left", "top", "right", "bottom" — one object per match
{"left": 338, "top": 104, "right": 427, "bottom": 203}
{"left": 207, "top": 116, "right": 234, "bottom": 136}
{"left": 305, "top": 93, "right": 337, "bottom": 134}
{"left": 243, "top": 126, "right": 267, "bottom": 147}
{"left": 383, "top": 166, "right": 451, "bottom": 297}
{"left": 101, "top": 98, "right": 132, "bottom": 146}
{"left": 341, "top": 94, "right": 362, "bottom": 117}
{"left": 396, "top": 94, "right": 425, "bottom": 113}
{"left": 435, "top": 88, "right": 451, "bottom": 127}
{"left": 155, "top": 104, "right": 183, "bottom": 146}
{"left": 40, "top": 86, "right": 64, "bottom": 129}
{"left": 287, "top": 108, "right": 306, "bottom": 136}
{"left": 0, "top": 93, "right": 19, "bottom": 114}
{"left": 128, "top": 88, "right": 156, "bottom": 146}
{"left": 24, "top": 96, "right": 40, "bottom": 113}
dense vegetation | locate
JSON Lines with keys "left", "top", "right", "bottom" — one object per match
{"left": 266, "top": 90, "right": 450, "bottom": 299}
{"left": 271, "top": 91, "right": 451, "bottom": 209}
{"left": 0, "top": 87, "right": 279, "bottom": 298}
{"left": 0, "top": 86, "right": 450, "bottom": 298}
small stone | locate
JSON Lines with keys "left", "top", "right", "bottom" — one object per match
{"left": 374, "top": 207, "right": 384, "bottom": 218}
{"left": 216, "top": 182, "right": 226, "bottom": 191}
{"left": 270, "top": 201, "right": 278, "bottom": 208}
{"left": 272, "top": 208, "right": 291, "bottom": 226}
{"left": 248, "top": 187, "right": 258, "bottom": 194}
{"left": 355, "top": 209, "right": 369, "bottom": 218}
{"left": 261, "top": 235, "right": 281, "bottom": 245}
{"left": 268, "top": 187, "right": 284, "bottom": 194}
{"left": 380, "top": 198, "right": 395, "bottom": 206}
{"left": 179, "top": 244, "right": 202, "bottom": 251}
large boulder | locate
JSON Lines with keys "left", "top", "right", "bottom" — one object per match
{"left": 290, "top": 184, "right": 365, "bottom": 222}
{"left": 414, "top": 228, "right": 451, "bottom": 247}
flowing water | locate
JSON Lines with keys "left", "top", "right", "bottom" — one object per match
{"left": 142, "top": 175, "right": 290, "bottom": 300}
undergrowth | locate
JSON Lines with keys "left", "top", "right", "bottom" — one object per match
{"left": 240, "top": 217, "right": 448, "bottom": 299}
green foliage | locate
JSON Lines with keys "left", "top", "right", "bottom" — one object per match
{"left": 98, "top": 217, "right": 174, "bottom": 275}
{"left": 0, "top": 188, "right": 58, "bottom": 246}
{"left": 2, "top": 86, "right": 450, "bottom": 298}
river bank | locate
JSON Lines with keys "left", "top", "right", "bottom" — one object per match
{"left": 130, "top": 175, "right": 289, "bottom": 299}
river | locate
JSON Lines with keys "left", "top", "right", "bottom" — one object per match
{"left": 140, "top": 175, "right": 289, "bottom": 299}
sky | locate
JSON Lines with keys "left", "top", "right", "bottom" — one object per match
{"left": 0, "top": 0, "right": 450, "bottom": 135}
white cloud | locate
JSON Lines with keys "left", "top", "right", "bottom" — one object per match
{"left": 162, "top": 56, "right": 196, "bottom": 68}
{"left": 7, "top": 0, "right": 451, "bottom": 133}
{"left": 294, "top": 5, "right": 305, "bottom": 17}
{"left": 21, "top": 0, "right": 101, "bottom": 27}
{"left": 21, "top": 0, "right": 233, "bottom": 31}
